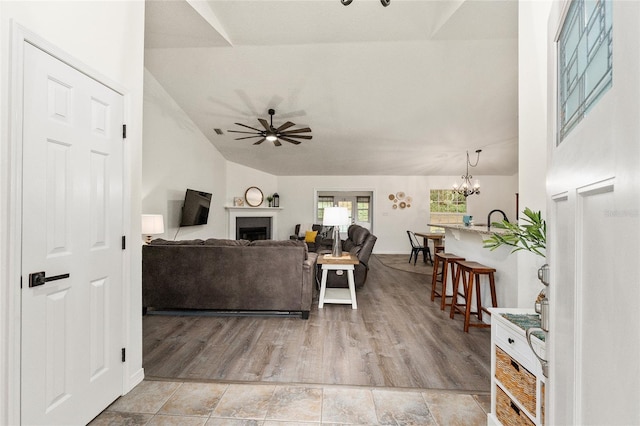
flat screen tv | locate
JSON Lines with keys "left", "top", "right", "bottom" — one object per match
{"left": 180, "top": 189, "right": 212, "bottom": 226}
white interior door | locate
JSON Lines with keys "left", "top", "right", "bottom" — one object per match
{"left": 547, "top": 2, "right": 640, "bottom": 424}
{"left": 21, "top": 42, "right": 125, "bottom": 425}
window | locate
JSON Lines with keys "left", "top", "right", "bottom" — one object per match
{"left": 317, "top": 196, "right": 334, "bottom": 221}
{"left": 430, "top": 189, "right": 467, "bottom": 227}
{"left": 357, "top": 197, "right": 370, "bottom": 222}
{"left": 558, "top": 0, "right": 612, "bottom": 143}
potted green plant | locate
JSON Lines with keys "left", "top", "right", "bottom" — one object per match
{"left": 483, "top": 207, "right": 546, "bottom": 257}
{"left": 266, "top": 195, "right": 274, "bottom": 207}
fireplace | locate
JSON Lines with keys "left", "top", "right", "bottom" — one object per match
{"left": 236, "top": 217, "right": 272, "bottom": 241}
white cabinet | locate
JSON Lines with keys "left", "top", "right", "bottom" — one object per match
{"left": 488, "top": 308, "right": 546, "bottom": 426}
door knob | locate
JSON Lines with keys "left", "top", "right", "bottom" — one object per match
{"left": 28, "top": 271, "right": 70, "bottom": 288}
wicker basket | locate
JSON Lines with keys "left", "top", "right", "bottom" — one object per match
{"left": 541, "top": 381, "right": 545, "bottom": 425}
{"left": 495, "top": 346, "right": 536, "bottom": 415}
{"left": 496, "top": 386, "right": 535, "bottom": 426}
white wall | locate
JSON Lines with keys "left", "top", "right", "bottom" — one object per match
{"left": 0, "top": 2, "right": 145, "bottom": 424}
{"left": 226, "top": 161, "right": 278, "bottom": 208}
{"left": 517, "top": 0, "right": 553, "bottom": 308}
{"left": 277, "top": 174, "right": 517, "bottom": 253}
{"left": 142, "top": 69, "right": 227, "bottom": 241}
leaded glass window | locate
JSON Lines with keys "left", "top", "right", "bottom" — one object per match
{"left": 558, "top": 0, "right": 613, "bottom": 143}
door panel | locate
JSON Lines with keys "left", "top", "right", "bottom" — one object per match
{"left": 21, "top": 42, "right": 124, "bottom": 425}
{"left": 547, "top": 2, "right": 640, "bottom": 424}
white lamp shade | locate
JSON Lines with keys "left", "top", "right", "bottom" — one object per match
{"left": 323, "top": 207, "right": 349, "bottom": 226}
{"left": 141, "top": 214, "right": 165, "bottom": 235}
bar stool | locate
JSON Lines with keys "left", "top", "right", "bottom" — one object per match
{"left": 434, "top": 244, "right": 445, "bottom": 254}
{"left": 430, "top": 253, "right": 465, "bottom": 311}
{"left": 450, "top": 260, "right": 497, "bottom": 332}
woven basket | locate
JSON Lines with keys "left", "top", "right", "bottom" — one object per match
{"left": 496, "top": 386, "right": 535, "bottom": 426}
{"left": 495, "top": 346, "right": 536, "bottom": 415}
{"left": 541, "top": 381, "right": 545, "bottom": 425}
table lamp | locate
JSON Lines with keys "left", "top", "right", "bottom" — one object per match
{"left": 322, "top": 207, "right": 349, "bottom": 257}
{"left": 141, "top": 214, "right": 165, "bottom": 243}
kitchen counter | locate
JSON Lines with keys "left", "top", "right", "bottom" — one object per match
{"left": 429, "top": 223, "right": 519, "bottom": 311}
{"left": 430, "top": 223, "right": 510, "bottom": 236}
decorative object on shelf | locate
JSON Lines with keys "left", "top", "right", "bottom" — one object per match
{"left": 389, "top": 191, "right": 412, "bottom": 209}
{"left": 453, "top": 149, "right": 482, "bottom": 198}
{"left": 244, "top": 186, "right": 264, "bottom": 207}
{"left": 266, "top": 195, "right": 274, "bottom": 207}
{"left": 272, "top": 193, "right": 279, "bottom": 207}
{"left": 323, "top": 206, "right": 349, "bottom": 257}
{"left": 141, "top": 214, "right": 164, "bottom": 244}
{"left": 228, "top": 109, "right": 312, "bottom": 147}
{"left": 233, "top": 197, "right": 244, "bottom": 207}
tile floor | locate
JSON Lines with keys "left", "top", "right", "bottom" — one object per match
{"left": 90, "top": 379, "right": 490, "bottom": 425}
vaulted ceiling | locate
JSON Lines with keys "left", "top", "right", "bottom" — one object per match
{"left": 144, "top": 0, "right": 518, "bottom": 176}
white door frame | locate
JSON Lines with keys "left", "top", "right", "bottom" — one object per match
{"left": 1, "top": 22, "right": 135, "bottom": 425}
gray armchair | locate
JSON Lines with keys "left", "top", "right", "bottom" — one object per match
{"left": 325, "top": 224, "right": 377, "bottom": 289}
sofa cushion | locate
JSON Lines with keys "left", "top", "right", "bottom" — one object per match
{"left": 204, "top": 238, "right": 250, "bottom": 246}
{"left": 305, "top": 230, "right": 318, "bottom": 243}
{"left": 149, "top": 238, "right": 204, "bottom": 245}
{"left": 250, "top": 239, "right": 308, "bottom": 259}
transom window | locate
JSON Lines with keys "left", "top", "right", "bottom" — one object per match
{"left": 558, "top": 0, "right": 613, "bottom": 143}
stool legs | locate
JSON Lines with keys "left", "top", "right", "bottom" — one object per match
{"left": 450, "top": 261, "right": 497, "bottom": 332}
{"left": 430, "top": 255, "right": 443, "bottom": 302}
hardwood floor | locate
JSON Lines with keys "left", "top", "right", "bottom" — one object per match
{"left": 143, "top": 255, "right": 491, "bottom": 392}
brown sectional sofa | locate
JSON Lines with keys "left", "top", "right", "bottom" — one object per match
{"left": 142, "top": 238, "right": 317, "bottom": 319}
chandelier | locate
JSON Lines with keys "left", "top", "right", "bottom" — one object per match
{"left": 341, "top": 0, "right": 390, "bottom": 7}
{"left": 453, "top": 149, "right": 482, "bottom": 198}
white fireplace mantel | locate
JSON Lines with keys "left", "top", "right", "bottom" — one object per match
{"left": 225, "top": 206, "right": 282, "bottom": 240}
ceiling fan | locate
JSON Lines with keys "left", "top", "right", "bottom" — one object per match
{"left": 228, "top": 109, "right": 312, "bottom": 147}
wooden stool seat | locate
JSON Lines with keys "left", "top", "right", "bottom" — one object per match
{"left": 450, "top": 260, "right": 498, "bottom": 332}
{"left": 434, "top": 244, "right": 445, "bottom": 254}
{"left": 431, "top": 253, "right": 465, "bottom": 311}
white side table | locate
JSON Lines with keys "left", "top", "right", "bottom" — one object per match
{"left": 317, "top": 253, "right": 359, "bottom": 309}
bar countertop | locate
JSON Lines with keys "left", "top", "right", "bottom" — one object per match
{"left": 427, "top": 223, "right": 510, "bottom": 236}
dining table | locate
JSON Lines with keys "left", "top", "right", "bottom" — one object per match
{"left": 414, "top": 231, "right": 445, "bottom": 256}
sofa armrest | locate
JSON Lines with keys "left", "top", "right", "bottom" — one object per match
{"left": 301, "top": 252, "right": 318, "bottom": 311}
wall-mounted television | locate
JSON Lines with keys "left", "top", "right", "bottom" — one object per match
{"left": 180, "top": 189, "right": 212, "bottom": 226}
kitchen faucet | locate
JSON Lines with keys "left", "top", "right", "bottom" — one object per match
{"left": 487, "top": 209, "right": 509, "bottom": 230}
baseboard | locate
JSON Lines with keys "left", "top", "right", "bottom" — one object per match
{"left": 124, "top": 367, "right": 145, "bottom": 395}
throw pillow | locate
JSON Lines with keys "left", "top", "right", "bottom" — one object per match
{"left": 305, "top": 230, "right": 318, "bottom": 243}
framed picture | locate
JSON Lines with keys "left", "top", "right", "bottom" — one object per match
{"left": 233, "top": 197, "right": 244, "bottom": 207}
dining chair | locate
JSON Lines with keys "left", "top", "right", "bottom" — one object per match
{"left": 407, "top": 230, "right": 431, "bottom": 264}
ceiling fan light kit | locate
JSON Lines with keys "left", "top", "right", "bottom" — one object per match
{"left": 228, "top": 109, "right": 312, "bottom": 147}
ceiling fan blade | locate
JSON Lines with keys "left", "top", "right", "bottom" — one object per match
{"left": 228, "top": 130, "right": 262, "bottom": 135}
{"left": 275, "top": 121, "right": 296, "bottom": 132}
{"left": 281, "top": 127, "right": 311, "bottom": 134}
{"left": 234, "top": 122, "right": 263, "bottom": 132}
{"left": 253, "top": 138, "right": 266, "bottom": 145}
{"left": 282, "top": 134, "right": 312, "bottom": 140}
{"left": 258, "top": 118, "right": 271, "bottom": 131}
{"left": 279, "top": 136, "right": 301, "bottom": 145}
{"left": 273, "top": 139, "right": 282, "bottom": 147}
{"left": 235, "top": 135, "right": 263, "bottom": 140}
